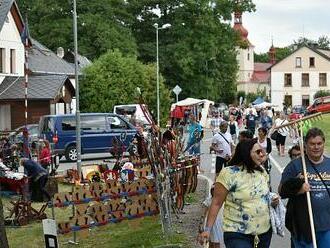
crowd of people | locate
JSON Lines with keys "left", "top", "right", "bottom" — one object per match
{"left": 191, "top": 105, "right": 330, "bottom": 248}
{"left": 0, "top": 137, "right": 53, "bottom": 201}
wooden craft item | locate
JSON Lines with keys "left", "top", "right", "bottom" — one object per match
{"left": 72, "top": 188, "right": 93, "bottom": 202}
{"left": 127, "top": 180, "right": 141, "bottom": 195}
{"left": 126, "top": 202, "right": 144, "bottom": 216}
{"left": 106, "top": 180, "right": 122, "bottom": 195}
{"left": 70, "top": 215, "right": 93, "bottom": 228}
{"left": 75, "top": 204, "right": 89, "bottom": 216}
{"left": 108, "top": 198, "right": 125, "bottom": 212}
{"left": 52, "top": 192, "right": 72, "bottom": 206}
{"left": 58, "top": 221, "right": 71, "bottom": 233}
{"left": 144, "top": 194, "right": 158, "bottom": 212}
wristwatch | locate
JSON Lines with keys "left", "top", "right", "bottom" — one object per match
{"left": 203, "top": 226, "right": 211, "bottom": 233}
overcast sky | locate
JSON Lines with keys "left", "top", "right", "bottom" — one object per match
{"left": 242, "top": 0, "right": 330, "bottom": 53}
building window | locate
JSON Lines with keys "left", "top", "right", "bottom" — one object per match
{"left": 10, "top": 49, "right": 16, "bottom": 74}
{"left": 302, "top": 95, "right": 310, "bottom": 107}
{"left": 247, "top": 53, "right": 250, "bottom": 61}
{"left": 284, "top": 73, "right": 292, "bottom": 87}
{"left": 319, "top": 73, "right": 327, "bottom": 86}
{"left": 284, "top": 95, "right": 292, "bottom": 107}
{"left": 302, "top": 73, "right": 309, "bottom": 87}
{"left": 309, "top": 57, "right": 315, "bottom": 67}
{"left": 296, "top": 57, "right": 302, "bottom": 67}
{"left": 0, "top": 48, "right": 5, "bottom": 73}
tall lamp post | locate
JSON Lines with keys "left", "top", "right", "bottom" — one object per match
{"left": 73, "top": 0, "right": 81, "bottom": 181}
{"left": 153, "top": 23, "right": 171, "bottom": 126}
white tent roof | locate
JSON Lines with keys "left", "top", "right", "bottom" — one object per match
{"left": 253, "top": 101, "right": 272, "bottom": 108}
{"left": 171, "top": 98, "right": 214, "bottom": 110}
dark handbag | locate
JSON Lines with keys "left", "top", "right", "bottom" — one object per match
{"left": 270, "top": 130, "right": 278, "bottom": 140}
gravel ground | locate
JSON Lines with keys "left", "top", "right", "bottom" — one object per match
{"left": 172, "top": 178, "right": 209, "bottom": 248}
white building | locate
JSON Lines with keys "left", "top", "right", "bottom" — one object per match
{"left": 270, "top": 45, "right": 330, "bottom": 109}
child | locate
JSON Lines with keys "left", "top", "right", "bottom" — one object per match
{"left": 201, "top": 185, "right": 223, "bottom": 248}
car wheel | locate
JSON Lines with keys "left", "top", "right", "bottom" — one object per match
{"left": 65, "top": 145, "right": 77, "bottom": 162}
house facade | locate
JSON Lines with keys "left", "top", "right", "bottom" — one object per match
{"left": 270, "top": 45, "right": 330, "bottom": 109}
{"left": 0, "top": 0, "right": 76, "bottom": 130}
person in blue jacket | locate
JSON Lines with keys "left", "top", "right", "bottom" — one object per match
{"left": 20, "top": 158, "right": 50, "bottom": 201}
{"left": 186, "top": 114, "right": 203, "bottom": 155}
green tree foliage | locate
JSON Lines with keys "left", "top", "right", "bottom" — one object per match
{"left": 127, "top": 0, "right": 255, "bottom": 104}
{"left": 80, "top": 50, "right": 172, "bottom": 124}
{"left": 292, "top": 36, "right": 330, "bottom": 49}
{"left": 17, "top": 0, "right": 137, "bottom": 59}
{"left": 246, "top": 92, "right": 258, "bottom": 104}
{"left": 314, "top": 90, "right": 330, "bottom": 100}
{"left": 17, "top": 0, "right": 255, "bottom": 106}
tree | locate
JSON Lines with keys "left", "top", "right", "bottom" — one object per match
{"left": 314, "top": 90, "right": 330, "bottom": 100}
{"left": 292, "top": 36, "right": 330, "bottom": 49}
{"left": 17, "top": 0, "right": 138, "bottom": 60}
{"left": 80, "top": 50, "right": 172, "bottom": 125}
{"left": 127, "top": 0, "right": 255, "bottom": 103}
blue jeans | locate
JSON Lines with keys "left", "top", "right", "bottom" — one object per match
{"left": 293, "top": 230, "right": 330, "bottom": 248}
{"left": 224, "top": 228, "right": 272, "bottom": 248}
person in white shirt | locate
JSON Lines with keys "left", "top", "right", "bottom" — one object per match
{"left": 211, "top": 121, "right": 234, "bottom": 179}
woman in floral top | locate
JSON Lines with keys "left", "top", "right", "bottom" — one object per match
{"left": 198, "top": 139, "right": 278, "bottom": 248}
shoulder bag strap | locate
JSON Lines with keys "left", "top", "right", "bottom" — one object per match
{"left": 218, "top": 132, "right": 230, "bottom": 145}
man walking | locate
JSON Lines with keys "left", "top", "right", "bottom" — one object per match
{"left": 245, "top": 109, "right": 257, "bottom": 136}
{"left": 211, "top": 121, "right": 234, "bottom": 179}
{"left": 279, "top": 128, "right": 330, "bottom": 248}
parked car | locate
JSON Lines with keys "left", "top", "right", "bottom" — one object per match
{"left": 8, "top": 124, "right": 39, "bottom": 144}
{"left": 288, "top": 105, "right": 307, "bottom": 120}
{"left": 307, "top": 96, "right": 330, "bottom": 114}
{"left": 38, "top": 113, "right": 137, "bottom": 161}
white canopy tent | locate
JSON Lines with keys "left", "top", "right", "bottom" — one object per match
{"left": 171, "top": 98, "right": 214, "bottom": 127}
{"left": 253, "top": 101, "right": 272, "bottom": 108}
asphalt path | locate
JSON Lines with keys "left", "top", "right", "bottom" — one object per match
{"left": 200, "top": 129, "right": 291, "bottom": 248}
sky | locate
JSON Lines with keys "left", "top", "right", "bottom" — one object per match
{"left": 243, "top": 0, "right": 330, "bottom": 53}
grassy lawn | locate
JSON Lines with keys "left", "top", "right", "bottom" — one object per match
{"left": 311, "top": 114, "right": 330, "bottom": 152}
{"left": 4, "top": 183, "right": 187, "bottom": 248}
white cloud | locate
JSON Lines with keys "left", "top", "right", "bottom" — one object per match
{"left": 242, "top": 0, "right": 330, "bottom": 53}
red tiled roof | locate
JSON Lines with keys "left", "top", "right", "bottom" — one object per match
{"left": 250, "top": 71, "right": 270, "bottom": 83}
{"left": 246, "top": 62, "right": 271, "bottom": 83}
{"left": 254, "top": 62, "right": 272, "bottom": 71}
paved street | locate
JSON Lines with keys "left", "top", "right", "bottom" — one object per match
{"left": 200, "top": 129, "right": 291, "bottom": 248}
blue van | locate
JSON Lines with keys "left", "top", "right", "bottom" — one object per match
{"left": 38, "top": 113, "right": 137, "bottom": 161}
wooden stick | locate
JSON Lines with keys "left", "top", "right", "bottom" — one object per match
{"left": 276, "top": 112, "right": 322, "bottom": 132}
{"left": 297, "top": 126, "right": 317, "bottom": 248}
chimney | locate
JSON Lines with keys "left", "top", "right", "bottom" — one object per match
{"left": 56, "top": 47, "right": 64, "bottom": 58}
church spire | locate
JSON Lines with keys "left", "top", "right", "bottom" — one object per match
{"left": 268, "top": 38, "right": 276, "bottom": 64}
{"left": 233, "top": 11, "right": 249, "bottom": 43}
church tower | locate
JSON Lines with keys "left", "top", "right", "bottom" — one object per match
{"left": 234, "top": 11, "right": 254, "bottom": 86}
{"left": 268, "top": 41, "right": 276, "bottom": 64}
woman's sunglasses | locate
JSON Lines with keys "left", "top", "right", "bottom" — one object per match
{"left": 254, "top": 149, "right": 265, "bottom": 155}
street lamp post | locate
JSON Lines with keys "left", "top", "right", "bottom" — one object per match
{"left": 73, "top": 0, "right": 81, "bottom": 182}
{"left": 153, "top": 23, "right": 171, "bottom": 126}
